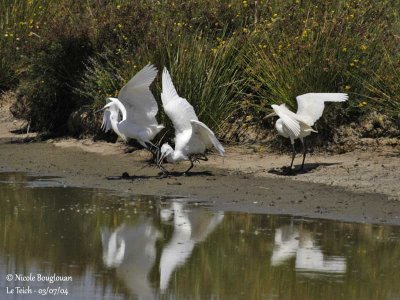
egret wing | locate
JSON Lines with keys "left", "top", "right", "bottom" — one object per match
{"left": 296, "top": 93, "right": 348, "bottom": 125}
{"left": 101, "top": 110, "right": 112, "bottom": 132}
{"left": 272, "top": 104, "right": 301, "bottom": 137}
{"left": 101, "top": 98, "right": 115, "bottom": 132}
{"left": 161, "top": 68, "right": 198, "bottom": 134}
{"left": 118, "top": 64, "right": 159, "bottom": 126}
{"left": 190, "top": 120, "right": 225, "bottom": 156}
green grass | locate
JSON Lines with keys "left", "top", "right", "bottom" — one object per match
{"left": 0, "top": 0, "right": 51, "bottom": 90}
{"left": 0, "top": 0, "right": 399, "bottom": 140}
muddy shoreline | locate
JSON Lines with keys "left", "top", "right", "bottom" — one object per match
{"left": 1, "top": 98, "right": 399, "bottom": 224}
{"left": 0, "top": 137, "right": 399, "bottom": 225}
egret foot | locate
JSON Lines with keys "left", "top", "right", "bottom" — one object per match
{"left": 158, "top": 172, "right": 169, "bottom": 179}
{"left": 157, "top": 161, "right": 169, "bottom": 178}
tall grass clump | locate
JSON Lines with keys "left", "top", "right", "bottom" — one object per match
{"left": 75, "top": 33, "right": 247, "bottom": 137}
{"left": 154, "top": 34, "right": 247, "bottom": 135}
{"left": 9, "top": 1, "right": 94, "bottom": 132}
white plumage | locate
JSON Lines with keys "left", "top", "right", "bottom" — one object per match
{"left": 158, "top": 67, "right": 224, "bottom": 174}
{"left": 268, "top": 93, "right": 348, "bottom": 170}
{"left": 100, "top": 64, "right": 164, "bottom": 149}
{"left": 159, "top": 201, "right": 224, "bottom": 291}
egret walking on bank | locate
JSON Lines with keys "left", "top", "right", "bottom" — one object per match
{"left": 266, "top": 93, "right": 348, "bottom": 170}
{"left": 158, "top": 68, "right": 225, "bottom": 175}
{"left": 98, "top": 64, "right": 164, "bottom": 157}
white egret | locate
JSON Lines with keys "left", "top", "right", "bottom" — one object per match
{"left": 99, "top": 64, "right": 164, "bottom": 157}
{"left": 158, "top": 68, "right": 225, "bottom": 174}
{"left": 266, "top": 93, "right": 348, "bottom": 170}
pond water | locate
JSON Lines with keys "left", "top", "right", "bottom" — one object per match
{"left": 0, "top": 172, "right": 400, "bottom": 299}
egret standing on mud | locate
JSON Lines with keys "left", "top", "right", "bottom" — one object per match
{"left": 98, "top": 64, "right": 164, "bottom": 157}
{"left": 266, "top": 93, "right": 348, "bottom": 170}
{"left": 158, "top": 68, "right": 225, "bottom": 175}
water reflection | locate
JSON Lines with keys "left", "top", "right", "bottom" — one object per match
{"left": 1, "top": 172, "right": 400, "bottom": 299}
{"left": 159, "top": 201, "right": 224, "bottom": 291}
{"left": 271, "top": 225, "right": 346, "bottom": 275}
{"left": 101, "top": 220, "right": 160, "bottom": 299}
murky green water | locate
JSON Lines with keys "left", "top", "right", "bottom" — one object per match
{"left": 1, "top": 173, "right": 400, "bottom": 299}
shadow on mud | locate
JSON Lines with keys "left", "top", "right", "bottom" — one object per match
{"left": 162, "top": 170, "right": 214, "bottom": 177}
{"left": 106, "top": 170, "right": 214, "bottom": 181}
{"left": 267, "top": 163, "right": 339, "bottom": 176}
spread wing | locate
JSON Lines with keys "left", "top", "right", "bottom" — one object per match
{"left": 296, "top": 93, "right": 348, "bottom": 126}
{"left": 190, "top": 120, "right": 225, "bottom": 156}
{"left": 118, "top": 64, "right": 159, "bottom": 126}
{"left": 272, "top": 104, "right": 301, "bottom": 137}
{"left": 161, "top": 68, "right": 198, "bottom": 135}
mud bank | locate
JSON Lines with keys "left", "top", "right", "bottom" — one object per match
{"left": 0, "top": 139, "right": 399, "bottom": 225}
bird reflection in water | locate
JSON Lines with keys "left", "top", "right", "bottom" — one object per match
{"left": 101, "top": 219, "right": 160, "bottom": 299}
{"left": 159, "top": 201, "right": 224, "bottom": 291}
{"left": 271, "top": 225, "right": 346, "bottom": 275}
{"left": 100, "top": 202, "right": 224, "bottom": 297}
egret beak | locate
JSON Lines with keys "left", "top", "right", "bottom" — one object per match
{"left": 264, "top": 111, "right": 277, "bottom": 120}
{"left": 95, "top": 107, "right": 106, "bottom": 114}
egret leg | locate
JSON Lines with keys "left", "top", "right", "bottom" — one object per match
{"left": 289, "top": 142, "right": 296, "bottom": 169}
{"left": 193, "top": 153, "right": 208, "bottom": 162}
{"left": 300, "top": 138, "right": 307, "bottom": 170}
{"left": 157, "top": 163, "right": 169, "bottom": 177}
{"left": 183, "top": 157, "right": 195, "bottom": 175}
{"left": 145, "top": 142, "right": 160, "bottom": 164}
{"left": 198, "top": 153, "right": 208, "bottom": 161}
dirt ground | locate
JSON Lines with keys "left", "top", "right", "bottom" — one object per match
{"left": 0, "top": 102, "right": 399, "bottom": 224}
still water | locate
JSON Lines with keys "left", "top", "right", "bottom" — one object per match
{"left": 0, "top": 172, "right": 400, "bottom": 299}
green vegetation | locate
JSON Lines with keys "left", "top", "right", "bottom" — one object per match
{"left": 0, "top": 0, "right": 399, "bottom": 140}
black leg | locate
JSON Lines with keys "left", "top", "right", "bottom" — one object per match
{"left": 183, "top": 157, "right": 195, "bottom": 175}
{"left": 191, "top": 153, "right": 208, "bottom": 163}
{"left": 197, "top": 153, "right": 208, "bottom": 161}
{"left": 301, "top": 139, "right": 307, "bottom": 170}
{"left": 145, "top": 142, "right": 160, "bottom": 164}
{"left": 289, "top": 142, "right": 296, "bottom": 169}
{"left": 157, "top": 163, "right": 169, "bottom": 177}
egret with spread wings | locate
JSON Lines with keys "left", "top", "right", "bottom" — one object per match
{"left": 266, "top": 93, "right": 348, "bottom": 170}
{"left": 98, "top": 64, "right": 164, "bottom": 157}
{"left": 158, "top": 68, "right": 225, "bottom": 175}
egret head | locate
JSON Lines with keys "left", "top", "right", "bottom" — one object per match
{"left": 158, "top": 143, "right": 174, "bottom": 164}
{"left": 264, "top": 105, "right": 278, "bottom": 119}
{"left": 96, "top": 98, "right": 119, "bottom": 113}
